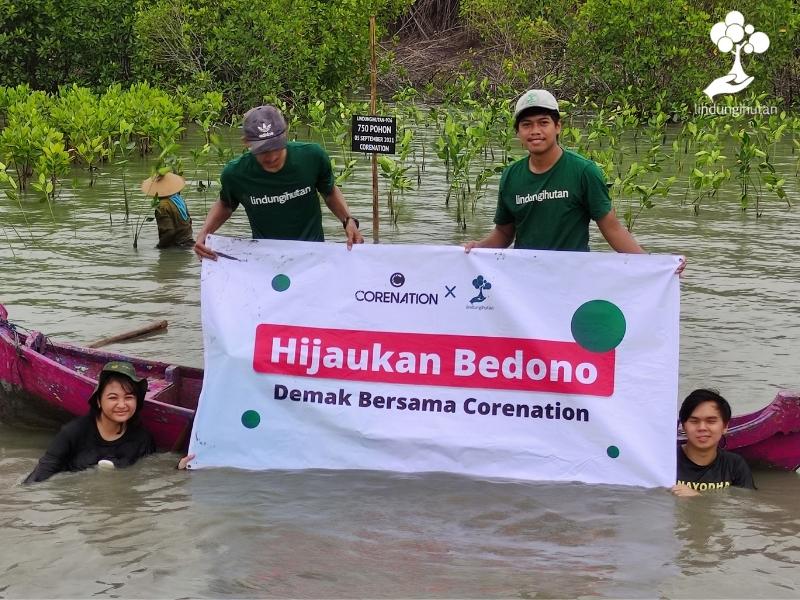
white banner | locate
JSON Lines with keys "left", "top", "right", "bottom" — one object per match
{"left": 189, "top": 235, "right": 681, "bottom": 487}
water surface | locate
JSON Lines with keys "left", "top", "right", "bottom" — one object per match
{"left": 1, "top": 127, "right": 799, "bottom": 597}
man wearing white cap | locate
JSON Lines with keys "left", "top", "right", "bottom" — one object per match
{"left": 465, "top": 89, "right": 646, "bottom": 254}
{"left": 194, "top": 105, "right": 363, "bottom": 260}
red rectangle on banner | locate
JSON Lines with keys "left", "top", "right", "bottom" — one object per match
{"left": 253, "top": 324, "right": 615, "bottom": 397}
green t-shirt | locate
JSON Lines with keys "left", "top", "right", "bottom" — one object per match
{"left": 219, "top": 142, "right": 335, "bottom": 241}
{"left": 494, "top": 149, "right": 612, "bottom": 251}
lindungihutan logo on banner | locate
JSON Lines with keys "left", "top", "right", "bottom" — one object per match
{"left": 703, "top": 11, "right": 770, "bottom": 101}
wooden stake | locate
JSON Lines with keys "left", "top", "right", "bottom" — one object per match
{"left": 370, "top": 15, "right": 380, "bottom": 244}
{"left": 87, "top": 320, "right": 168, "bottom": 349}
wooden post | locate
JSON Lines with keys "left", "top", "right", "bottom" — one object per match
{"left": 370, "top": 15, "right": 379, "bottom": 244}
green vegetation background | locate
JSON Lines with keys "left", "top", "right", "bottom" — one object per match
{"left": 0, "top": 0, "right": 796, "bottom": 111}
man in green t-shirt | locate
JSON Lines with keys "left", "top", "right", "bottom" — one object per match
{"left": 465, "top": 89, "right": 653, "bottom": 256}
{"left": 194, "top": 105, "right": 363, "bottom": 260}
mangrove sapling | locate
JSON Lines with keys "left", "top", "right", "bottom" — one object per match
{"left": 496, "top": 122, "right": 515, "bottom": 164}
{"left": 435, "top": 113, "right": 487, "bottom": 229}
{"left": 0, "top": 112, "right": 49, "bottom": 191}
{"left": 210, "top": 133, "right": 235, "bottom": 168}
{"left": 690, "top": 139, "right": 730, "bottom": 215}
{"left": 473, "top": 164, "right": 506, "bottom": 212}
{"left": 377, "top": 155, "right": 413, "bottom": 225}
{"left": 186, "top": 91, "right": 225, "bottom": 145}
{"left": 30, "top": 173, "right": 57, "bottom": 223}
{"left": 587, "top": 149, "right": 614, "bottom": 188}
{"left": 645, "top": 110, "right": 668, "bottom": 155}
{"left": 307, "top": 100, "right": 328, "bottom": 148}
{"left": 585, "top": 110, "right": 612, "bottom": 152}
{"left": 0, "top": 161, "right": 32, "bottom": 242}
{"left": 31, "top": 134, "right": 71, "bottom": 221}
{"left": 604, "top": 104, "right": 635, "bottom": 179}
{"left": 153, "top": 141, "right": 184, "bottom": 189}
{"left": 672, "top": 120, "right": 699, "bottom": 175}
{"left": 330, "top": 102, "right": 360, "bottom": 165}
{"left": 74, "top": 135, "right": 108, "bottom": 187}
{"left": 377, "top": 129, "right": 415, "bottom": 224}
{"left": 615, "top": 161, "right": 675, "bottom": 232}
{"left": 111, "top": 121, "right": 136, "bottom": 219}
{"left": 331, "top": 158, "right": 358, "bottom": 188}
{"left": 622, "top": 102, "right": 641, "bottom": 154}
{"left": 764, "top": 112, "right": 790, "bottom": 159}
{"left": 189, "top": 144, "right": 212, "bottom": 211}
{"left": 731, "top": 129, "right": 763, "bottom": 212}
{"left": 132, "top": 198, "right": 157, "bottom": 249}
{"left": 757, "top": 157, "right": 789, "bottom": 214}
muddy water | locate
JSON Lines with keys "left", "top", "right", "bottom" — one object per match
{"left": 0, "top": 127, "right": 799, "bottom": 597}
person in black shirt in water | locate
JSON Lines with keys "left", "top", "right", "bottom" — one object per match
{"left": 672, "top": 388, "right": 755, "bottom": 497}
{"left": 25, "top": 361, "right": 155, "bottom": 483}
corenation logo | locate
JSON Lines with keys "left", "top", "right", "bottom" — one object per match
{"left": 354, "top": 273, "right": 440, "bottom": 305}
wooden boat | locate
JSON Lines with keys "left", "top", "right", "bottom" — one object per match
{"left": 0, "top": 303, "right": 199, "bottom": 451}
{"left": 2, "top": 303, "right": 800, "bottom": 469}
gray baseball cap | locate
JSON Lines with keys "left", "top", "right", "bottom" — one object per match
{"left": 242, "top": 105, "right": 288, "bottom": 154}
{"left": 513, "top": 89, "right": 560, "bottom": 123}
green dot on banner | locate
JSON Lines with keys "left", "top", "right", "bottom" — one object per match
{"left": 241, "top": 410, "right": 261, "bottom": 429}
{"left": 570, "top": 300, "right": 626, "bottom": 352}
{"left": 607, "top": 445, "right": 620, "bottom": 459}
{"left": 271, "top": 274, "right": 290, "bottom": 292}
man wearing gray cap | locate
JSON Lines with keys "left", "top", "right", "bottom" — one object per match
{"left": 194, "top": 105, "right": 363, "bottom": 259}
{"left": 465, "top": 89, "right": 647, "bottom": 255}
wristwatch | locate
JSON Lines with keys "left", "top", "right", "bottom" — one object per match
{"left": 342, "top": 216, "right": 360, "bottom": 229}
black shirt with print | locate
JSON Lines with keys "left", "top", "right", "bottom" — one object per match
{"left": 676, "top": 446, "right": 755, "bottom": 491}
{"left": 25, "top": 414, "right": 155, "bottom": 483}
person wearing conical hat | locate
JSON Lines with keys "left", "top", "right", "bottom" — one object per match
{"left": 141, "top": 172, "right": 194, "bottom": 249}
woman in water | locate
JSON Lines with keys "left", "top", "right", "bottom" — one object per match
{"left": 25, "top": 361, "right": 155, "bottom": 483}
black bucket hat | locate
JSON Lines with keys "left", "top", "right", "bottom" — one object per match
{"left": 88, "top": 361, "right": 148, "bottom": 414}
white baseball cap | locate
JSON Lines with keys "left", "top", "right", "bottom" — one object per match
{"left": 514, "top": 89, "right": 560, "bottom": 123}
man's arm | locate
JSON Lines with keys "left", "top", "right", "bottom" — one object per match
{"left": 193, "top": 199, "right": 234, "bottom": 260}
{"left": 464, "top": 223, "right": 515, "bottom": 252}
{"left": 595, "top": 210, "right": 645, "bottom": 254}
{"left": 596, "top": 210, "right": 686, "bottom": 273}
{"left": 323, "top": 185, "right": 364, "bottom": 249}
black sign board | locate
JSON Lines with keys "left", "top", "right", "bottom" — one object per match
{"left": 351, "top": 115, "right": 396, "bottom": 154}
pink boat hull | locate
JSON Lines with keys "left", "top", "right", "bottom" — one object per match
{"left": 0, "top": 304, "right": 199, "bottom": 451}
